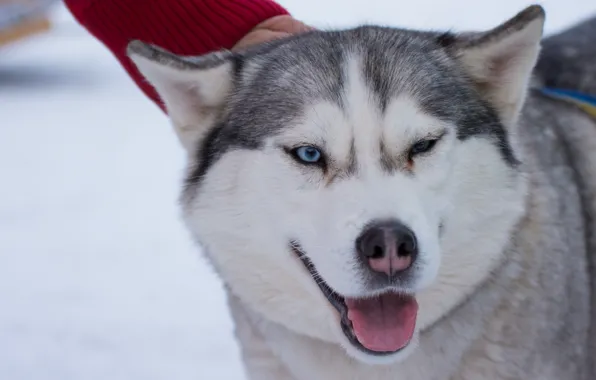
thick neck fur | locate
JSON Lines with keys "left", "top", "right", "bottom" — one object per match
{"left": 227, "top": 92, "right": 595, "bottom": 380}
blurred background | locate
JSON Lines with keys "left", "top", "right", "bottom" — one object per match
{"left": 0, "top": 1, "right": 595, "bottom": 379}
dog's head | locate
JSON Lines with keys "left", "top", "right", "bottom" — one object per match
{"left": 128, "top": 6, "right": 543, "bottom": 364}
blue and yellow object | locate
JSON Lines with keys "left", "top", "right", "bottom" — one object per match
{"left": 541, "top": 87, "right": 596, "bottom": 118}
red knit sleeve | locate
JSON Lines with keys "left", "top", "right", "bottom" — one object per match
{"left": 64, "top": 0, "right": 289, "bottom": 111}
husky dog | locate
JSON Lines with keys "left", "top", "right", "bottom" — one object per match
{"left": 127, "top": 5, "right": 596, "bottom": 379}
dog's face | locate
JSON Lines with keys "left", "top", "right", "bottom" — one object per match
{"left": 129, "top": 6, "right": 543, "bottom": 364}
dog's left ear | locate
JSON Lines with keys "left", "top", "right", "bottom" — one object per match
{"left": 127, "top": 41, "right": 235, "bottom": 151}
{"left": 445, "top": 5, "right": 545, "bottom": 128}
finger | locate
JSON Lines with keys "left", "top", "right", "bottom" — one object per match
{"left": 232, "top": 30, "right": 290, "bottom": 51}
{"left": 260, "top": 15, "right": 314, "bottom": 34}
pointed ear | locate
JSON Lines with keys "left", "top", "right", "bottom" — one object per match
{"left": 127, "top": 41, "right": 235, "bottom": 151}
{"left": 448, "top": 5, "right": 545, "bottom": 128}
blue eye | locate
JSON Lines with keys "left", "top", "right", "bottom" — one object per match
{"left": 294, "top": 146, "right": 322, "bottom": 164}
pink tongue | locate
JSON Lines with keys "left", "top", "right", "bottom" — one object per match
{"left": 345, "top": 293, "right": 418, "bottom": 352}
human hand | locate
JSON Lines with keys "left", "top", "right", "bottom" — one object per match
{"left": 232, "top": 15, "right": 313, "bottom": 51}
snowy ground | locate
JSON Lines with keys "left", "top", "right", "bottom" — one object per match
{"left": 0, "top": 1, "right": 594, "bottom": 379}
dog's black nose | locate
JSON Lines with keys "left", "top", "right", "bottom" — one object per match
{"left": 356, "top": 220, "right": 418, "bottom": 277}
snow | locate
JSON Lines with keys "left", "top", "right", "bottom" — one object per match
{"left": 0, "top": 1, "right": 594, "bottom": 379}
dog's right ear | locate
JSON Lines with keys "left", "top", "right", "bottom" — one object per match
{"left": 127, "top": 41, "right": 235, "bottom": 151}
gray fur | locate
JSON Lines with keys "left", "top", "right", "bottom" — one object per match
{"left": 188, "top": 26, "right": 518, "bottom": 188}
{"left": 129, "top": 25, "right": 522, "bottom": 191}
{"left": 533, "top": 17, "right": 596, "bottom": 376}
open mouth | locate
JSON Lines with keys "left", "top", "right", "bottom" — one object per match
{"left": 291, "top": 242, "right": 418, "bottom": 356}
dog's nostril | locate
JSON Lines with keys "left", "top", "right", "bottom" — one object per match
{"left": 398, "top": 240, "right": 415, "bottom": 257}
{"left": 372, "top": 245, "right": 384, "bottom": 259}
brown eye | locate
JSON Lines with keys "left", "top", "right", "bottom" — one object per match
{"left": 409, "top": 139, "right": 438, "bottom": 158}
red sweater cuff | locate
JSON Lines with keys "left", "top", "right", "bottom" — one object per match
{"left": 65, "top": 0, "right": 289, "bottom": 110}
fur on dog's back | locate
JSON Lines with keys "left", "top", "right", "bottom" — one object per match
{"left": 512, "top": 95, "right": 595, "bottom": 379}
{"left": 533, "top": 16, "right": 596, "bottom": 376}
